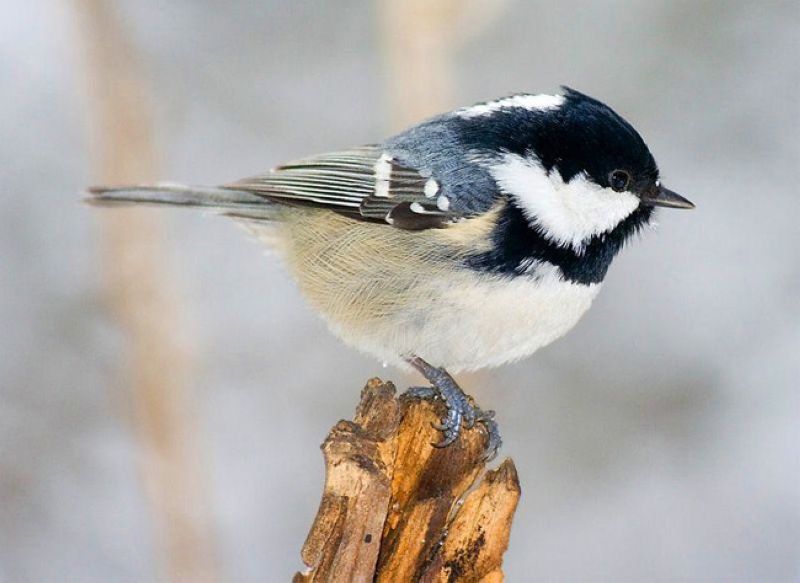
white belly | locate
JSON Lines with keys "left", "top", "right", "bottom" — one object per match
{"left": 328, "top": 264, "right": 601, "bottom": 372}
{"left": 265, "top": 210, "right": 601, "bottom": 373}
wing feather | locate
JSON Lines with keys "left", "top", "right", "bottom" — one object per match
{"left": 224, "top": 146, "right": 460, "bottom": 229}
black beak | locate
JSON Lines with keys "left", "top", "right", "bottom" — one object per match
{"left": 640, "top": 185, "right": 695, "bottom": 209}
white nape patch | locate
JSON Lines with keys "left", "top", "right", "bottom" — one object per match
{"left": 436, "top": 195, "right": 450, "bottom": 211}
{"left": 487, "top": 153, "right": 640, "bottom": 252}
{"left": 424, "top": 178, "right": 439, "bottom": 198}
{"left": 456, "top": 94, "right": 565, "bottom": 119}
{"left": 374, "top": 153, "right": 393, "bottom": 198}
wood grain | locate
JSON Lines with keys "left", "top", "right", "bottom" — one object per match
{"left": 296, "top": 379, "right": 519, "bottom": 583}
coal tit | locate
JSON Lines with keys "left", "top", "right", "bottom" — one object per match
{"left": 89, "top": 87, "right": 694, "bottom": 456}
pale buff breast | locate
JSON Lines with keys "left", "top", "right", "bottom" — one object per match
{"left": 248, "top": 206, "right": 599, "bottom": 371}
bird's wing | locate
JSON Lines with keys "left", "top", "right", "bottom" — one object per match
{"left": 225, "top": 146, "right": 465, "bottom": 229}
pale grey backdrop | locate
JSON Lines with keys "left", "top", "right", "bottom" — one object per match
{"left": 1, "top": 1, "right": 798, "bottom": 581}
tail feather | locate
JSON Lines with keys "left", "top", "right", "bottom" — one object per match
{"left": 85, "top": 183, "right": 275, "bottom": 219}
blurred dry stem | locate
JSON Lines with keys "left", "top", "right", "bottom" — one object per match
{"left": 378, "top": 0, "right": 508, "bottom": 129}
{"left": 379, "top": 0, "right": 460, "bottom": 129}
{"left": 73, "top": 1, "right": 218, "bottom": 581}
{"left": 295, "top": 379, "right": 520, "bottom": 583}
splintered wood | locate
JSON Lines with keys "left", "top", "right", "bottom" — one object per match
{"left": 295, "top": 379, "right": 520, "bottom": 583}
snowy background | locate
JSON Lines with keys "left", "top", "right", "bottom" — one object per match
{"left": 1, "top": 0, "right": 798, "bottom": 581}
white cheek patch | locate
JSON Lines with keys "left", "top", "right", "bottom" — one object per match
{"left": 488, "top": 153, "right": 640, "bottom": 252}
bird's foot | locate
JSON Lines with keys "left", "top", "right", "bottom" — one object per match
{"left": 403, "top": 356, "right": 502, "bottom": 461}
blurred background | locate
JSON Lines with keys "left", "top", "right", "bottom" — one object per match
{"left": 1, "top": 0, "right": 798, "bottom": 581}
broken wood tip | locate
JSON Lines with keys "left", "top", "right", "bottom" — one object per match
{"left": 295, "top": 378, "right": 520, "bottom": 582}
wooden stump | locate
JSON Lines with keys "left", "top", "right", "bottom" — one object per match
{"left": 295, "top": 379, "right": 520, "bottom": 583}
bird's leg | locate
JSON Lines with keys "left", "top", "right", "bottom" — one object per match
{"left": 403, "top": 355, "right": 502, "bottom": 460}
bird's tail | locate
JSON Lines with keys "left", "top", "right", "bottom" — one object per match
{"left": 85, "top": 183, "right": 277, "bottom": 220}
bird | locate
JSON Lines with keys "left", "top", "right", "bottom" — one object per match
{"left": 88, "top": 87, "right": 694, "bottom": 458}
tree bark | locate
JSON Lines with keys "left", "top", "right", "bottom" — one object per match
{"left": 295, "top": 379, "right": 520, "bottom": 583}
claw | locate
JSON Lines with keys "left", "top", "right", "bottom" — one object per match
{"left": 402, "top": 355, "right": 503, "bottom": 460}
{"left": 432, "top": 409, "right": 460, "bottom": 432}
{"left": 480, "top": 417, "right": 502, "bottom": 461}
{"left": 432, "top": 428, "right": 459, "bottom": 448}
{"left": 431, "top": 420, "right": 450, "bottom": 431}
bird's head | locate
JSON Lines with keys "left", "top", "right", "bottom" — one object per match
{"left": 456, "top": 87, "right": 694, "bottom": 253}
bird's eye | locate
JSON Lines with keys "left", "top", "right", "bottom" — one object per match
{"left": 609, "top": 170, "right": 631, "bottom": 192}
